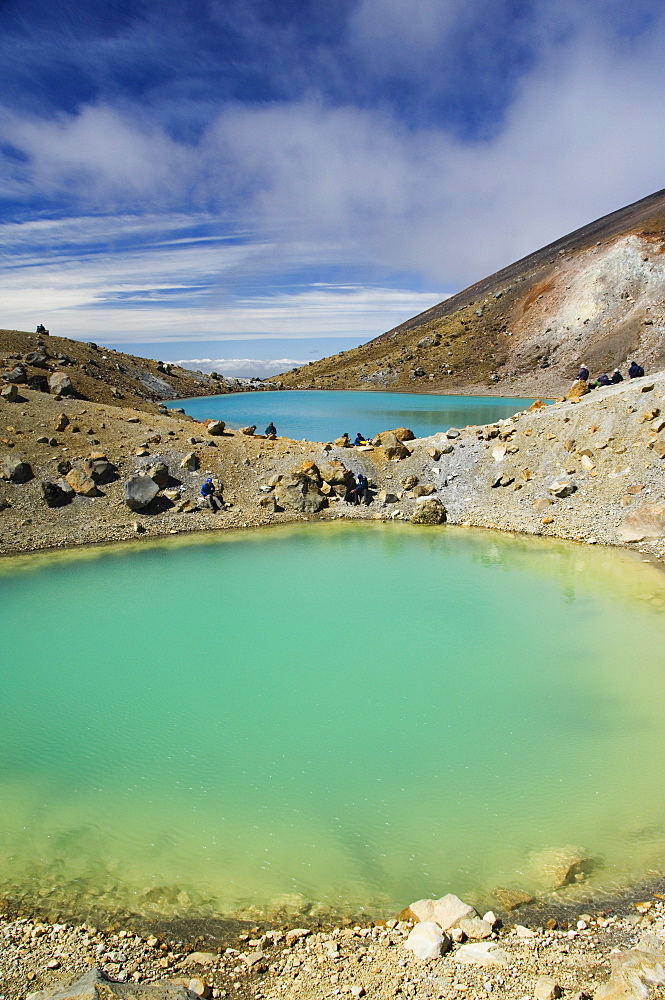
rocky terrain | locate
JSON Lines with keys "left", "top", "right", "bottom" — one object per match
{"left": 2, "top": 362, "right": 665, "bottom": 561}
{"left": 6, "top": 889, "right": 665, "bottom": 1000}
{"left": 0, "top": 328, "right": 268, "bottom": 415}
{"left": 269, "top": 188, "right": 665, "bottom": 398}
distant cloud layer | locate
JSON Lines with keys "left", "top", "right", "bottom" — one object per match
{"left": 178, "top": 358, "right": 306, "bottom": 379}
{"left": 2, "top": 0, "right": 665, "bottom": 351}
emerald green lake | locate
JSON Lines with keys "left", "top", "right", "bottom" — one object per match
{"left": 164, "top": 389, "right": 539, "bottom": 441}
{"left": 2, "top": 523, "right": 665, "bottom": 923}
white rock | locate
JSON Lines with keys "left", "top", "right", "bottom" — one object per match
{"left": 404, "top": 921, "right": 451, "bottom": 960}
{"left": 409, "top": 893, "right": 477, "bottom": 930}
{"left": 455, "top": 942, "right": 510, "bottom": 967}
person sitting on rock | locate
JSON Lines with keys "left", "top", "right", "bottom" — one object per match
{"left": 344, "top": 473, "right": 358, "bottom": 503}
{"left": 629, "top": 360, "right": 645, "bottom": 378}
{"left": 353, "top": 432, "right": 368, "bottom": 446}
{"left": 265, "top": 421, "right": 277, "bottom": 438}
{"left": 577, "top": 363, "right": 590, "bottom": 381}
{"left": 354, "top": 473, "right": 372, "bottom": 505}
{"left": 200, "top": 476, "right": 224, "bottom": 511}
{"left": 611, "top": 368, "right": 624, "bottom": 383}
{"left": 335, "top": 432, "right": 351, "bottom": 447}
{"left": 597, "top": 372, "right": 611, "bottom": 386}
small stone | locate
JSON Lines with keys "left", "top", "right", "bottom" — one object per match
{"left": 127, "top": 416, "right": 140, "bottom": 423}
{"left": 533, "top": 976, "right": 562, "bottom": 1000}
{"left": 351, "top": 987, "right": 366, "bottom": 998}
{"left": 205, "top": 419, "right": 226, "bottom": 435}
{"left": 285, "top": 928, "right": 311, "bottom": 946}
{"left": 0, "top": 383, "right": 18, "bottom": 402}
{"left": 455, "top": 942, "right": 510, "bottom": 967}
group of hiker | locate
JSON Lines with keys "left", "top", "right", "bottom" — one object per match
{"left": 576, "top": 360, "right": 645, "bottom": 388}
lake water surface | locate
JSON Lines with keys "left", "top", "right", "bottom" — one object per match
{"left": 2, "top": 523, "right": 665, "bottom": 923}
{"left": 164, "top": 390, "right": 539, "bottom": 442}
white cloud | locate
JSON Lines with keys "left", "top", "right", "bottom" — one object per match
{"left": 177, "top": 357, "right": 306, "bottom": 378}
{"left": 3, "top": 5, "right": 665, "bottom": 350}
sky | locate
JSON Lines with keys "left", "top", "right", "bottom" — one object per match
{"left": 2, "top": 0, "right": 665, "bottom": 376}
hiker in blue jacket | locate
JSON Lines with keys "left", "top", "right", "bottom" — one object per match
{"left": 201, "top": 477, "right": 224, "bottom": 511}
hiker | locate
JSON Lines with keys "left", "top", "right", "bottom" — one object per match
{"left": 335, "top": 432, "right": 351, "bottom": 447}
{"left": 344, "top": 473, "right": 358, "bottom": 503}
{"left": 628, "top": 360, "right": 645, "bottom": 378}
{"left": 265, "top": 421, "right": 277, "bottom": 438}
{"left": 597, "top": 372, "right": 611, "bottom": 387}
{"left": 611, "top": 368, "right": 624, "bottom": 383}
{"left": 200, "top": 476, "right": 224, "bottom": 511}
{"left": 353, "top": 432, "right": 367, "bottom": 446}
{"left": 354, "top": 473, "right": 371, "bottom": 505}
{"left": 577, "top": 363, "right": 590, "bottom": 381}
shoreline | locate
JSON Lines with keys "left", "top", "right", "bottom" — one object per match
{"left": 7, "top": 875, "right": 665, "bottom": 1000}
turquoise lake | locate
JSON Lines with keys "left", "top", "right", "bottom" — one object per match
{"left": 2, "top": 523, "right": 665, "bottom": 923}
{"left": 164, "top": 390, "right": 538, "bottom": 441}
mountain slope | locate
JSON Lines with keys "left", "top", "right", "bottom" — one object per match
{"left": 0, "top": 328, "right": 242, "bottom": 413}
{"left": 270, "top": 188, "right": 665, "bottom": 396}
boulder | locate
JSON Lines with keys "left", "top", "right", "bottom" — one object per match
{"left": 492, "top": 887, "right": 534, "bottom": 911}
{"left": 530, "top": 846, "right": 590, "bottom": 888}
{"left": 566, "top": 380, "right": 590, "bottom": 400}
{"left": 402, "top": 475, "right": 419, "bottom": 489}
{"left": 53, "top": 412, "right": 70, "bottom": 431}
{"left": 84, "top": 454, "right": 113, "bottom": 481}
{"left": 595, "top": 937, "right": 665, "bottom": 1000}
{"left": 65, "top": 467, "right": 99, "bottom": 497}
{"left": 377, "top": 427, "right": 414, "bottom": 443}
{"left": 410, "top": 498, "right": 446, "bottom": 525}
{"left": 377, "top": 490, "right": 400, "bottom": 504}
{"left": 40, "top": 479, "right": 74, "bottom": 507}
{"left": 25, "top": 350, "right": 49, "bottom": 368}
{"left": 427, "top": 447, "right": 442, "bottom": 460}
{"left": 180, "top": 452, "right": 200, "bottom": 471}
{"left": 380, "top": 432, "right": 411, "bottom": 460}
{"left": 0, "top": 383, "right": 18, "bottom": 402}
{"left": 457, "top": 917, "right": 493, "bottom": 940}
{"left": 1, "top": 456, "right": 33, "bottom": 483}
{"left": 276, "top": 471, "right": 328, "bottom": 513}
{"left": 3, "top": 364, "right": 27, "bottom": 383}
{"left": 318, "top": 460, "right": 352, "bottom": 486}
{"left": 240, "top": 425, "right": 257, "bottom": 436}
{"left": 408, "top": 893, "right": 477, "bottom": 930}
{"left": 205, "top": 419, "right": 225, "bottom": 436}
{"left": 30, "top": 374, "right": 50, "bottom": 392}
{"left": 412, "top": 483, "right": 435, "bottom": 497}
{"left": 618, "top": 504, "right": 665, "bottom": 542}
{"left": 48, "top": 371, "right": 74, "bottom": 396}
{"left": 148, "top": 461, "right": 170, "bottom": 488}
{"left": 404, "top": 922, "right": 451, "bottom": 960}
{"left": 455, "top": 942, "right": 510, "bottom": 967}
{"left": 124, "top": 475, "right": 160, "bottom": 511}
{"left": 25, "top": 965, "right": 196, "bottom": 999}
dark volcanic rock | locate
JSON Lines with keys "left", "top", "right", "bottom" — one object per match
{"left": 123, "top": 475, "right": 160, "bottom": 510}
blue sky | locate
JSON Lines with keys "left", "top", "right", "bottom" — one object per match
{"left": 2, "top": 0, "right": 665, "bottom": 375}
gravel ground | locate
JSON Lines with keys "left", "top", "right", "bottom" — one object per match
{"left": 4, "top": 895, "right": 665, "bottom": 1000}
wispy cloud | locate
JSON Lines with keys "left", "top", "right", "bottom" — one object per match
{"left": 1, "top": 0, "right": 665, "bottom": 352}
{"left": 177, "top": 358, "right": 306, "bottom": 379}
